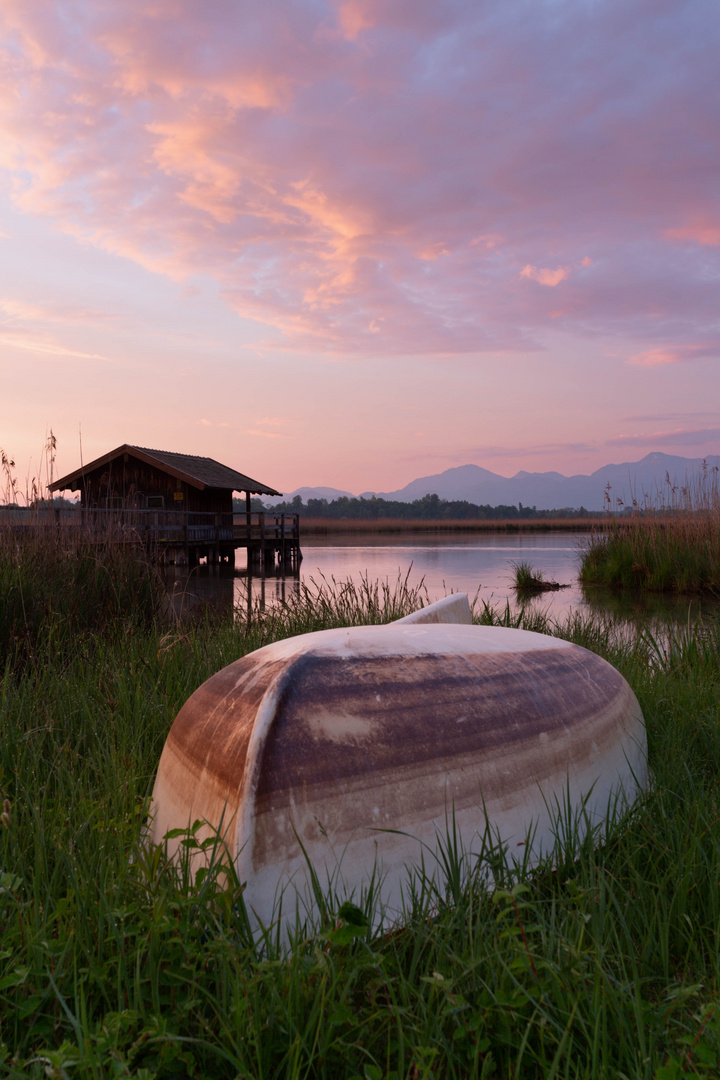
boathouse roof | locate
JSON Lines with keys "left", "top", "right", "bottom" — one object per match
{"left": 49, "top": 444, "right": 282, "bottom": 496}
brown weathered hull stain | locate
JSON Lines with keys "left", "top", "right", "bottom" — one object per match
{"left": 149, "top": 621, "right": 647, "bottom": 930}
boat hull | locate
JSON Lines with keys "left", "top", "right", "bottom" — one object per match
{"left": 149, "top": 623, "right": 646, "bottom": 929}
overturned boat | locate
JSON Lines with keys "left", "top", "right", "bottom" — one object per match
{"left": 149, "top": 595, "right": 647, "bottom": 929}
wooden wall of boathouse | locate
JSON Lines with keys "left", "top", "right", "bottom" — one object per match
{"left": 77, "top": 455, "right": 233, "bottom": 515}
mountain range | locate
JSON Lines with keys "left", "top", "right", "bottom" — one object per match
{"left": 264, "top": 453, "right": 720, "bottom": 513}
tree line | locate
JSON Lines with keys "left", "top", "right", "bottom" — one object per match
{"left": 238, "top": 493, "right": 601, "bottom": 520}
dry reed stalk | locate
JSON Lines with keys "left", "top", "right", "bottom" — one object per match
{"left": 582, "top": 462, "right": 720, "bottom": 593}
{"left": 301, "top": 516, "right": 602, "bottom": 535}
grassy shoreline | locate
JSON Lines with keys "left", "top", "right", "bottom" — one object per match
{"left": 2, "top": 535, "right": 720, "bottom": 1076}
{"left": 580, "top": 518, "right": 720, "bottom": 595}
{"left": 579, "top": 465, "right": 720, "bottom": 596}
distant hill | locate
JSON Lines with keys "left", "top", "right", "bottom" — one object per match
{"left": 266, "top": 453, "right": 720, "bottom": 513}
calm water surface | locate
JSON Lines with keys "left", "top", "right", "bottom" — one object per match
{"left": 294, "top": 533, "right": 586, "bottom": 618}
{"left": 167, "top": 531, "right": 717, "bottom": 627}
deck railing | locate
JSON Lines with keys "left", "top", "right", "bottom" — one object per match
{"left": 232, "top": 511, "right": 299, "bottom": 543}
{"left": 0, "top": 506, "right": 300, "bottom": 548}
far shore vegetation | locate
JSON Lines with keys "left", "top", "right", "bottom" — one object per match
{"left": 239, "top": 491, "right": 604, "bottom": 535}
{"left": 2, "top": 493, "right": 720, "bottom": 1075}
{"left": 258, "top": 491, "right": 601, "bottom": 527}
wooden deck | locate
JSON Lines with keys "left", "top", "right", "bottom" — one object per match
{"left": 0, "top": 507, "right": 302, "bottom": 571}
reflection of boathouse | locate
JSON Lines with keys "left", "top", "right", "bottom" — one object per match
{"left": 49, "top": 444, "right": 300, "bottom": 571}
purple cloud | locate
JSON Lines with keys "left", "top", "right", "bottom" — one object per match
{"left": 606, "top": 428, "right": 720, "bottom": 448}
{"left": 0, "top": 0, "right": 718, "bottom": 360}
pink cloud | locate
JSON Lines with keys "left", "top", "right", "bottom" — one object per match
{"left": 628, "top": 347, "right": 681, "bottom": 367}
{"left": 337, "top": 1, "right": 376, "bottom": 41}
{"left": 521, "top": 264, "right": 570, "bottom": 287}
{"left": 628, "top": 342, "right": 719, "bottom": 367}
{"left": 666, "top": 219, "right": 720, "bottom": 246}
{"left": 0, "top": 0, "right": 718, "bottom": 360}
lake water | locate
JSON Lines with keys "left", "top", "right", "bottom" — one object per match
{"left": 288, "top": 533, "right": 586, "bottom": 617}
{"left": 166, "top": 532, "right": 717, "bottom": 627}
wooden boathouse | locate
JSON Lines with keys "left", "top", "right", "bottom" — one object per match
{"left": 49, "top": 445, "right": 301, "bottom": 572}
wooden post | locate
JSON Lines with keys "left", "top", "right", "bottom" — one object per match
{"left": 245, "top": 491, "right": 252, "bottom": 562}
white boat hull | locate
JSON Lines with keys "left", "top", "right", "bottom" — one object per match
{"left": 149, "top": 614, "right": 647, "bottom": 930}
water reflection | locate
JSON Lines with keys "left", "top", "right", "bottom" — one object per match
{"left": 164, "top": 533, "right": 720, "bottom": 631}
{"left": 164, "top": 563, "right": 301, "bottom": 621}
{"left": 578, "top": 584, "right": 715, "bottom": 625}
{"left": 293, "top": 534, "right": 587, "bottom": 620}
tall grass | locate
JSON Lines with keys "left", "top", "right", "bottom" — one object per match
{"left": 241, "top": 569, "right": 431, "bottom": 641}
{"left": 0, "top": 525, "right": 164, "bottom": 673}
{"left": 580, "top": 462, "right": 720, "bottom": 594}
{"left": 1, "top": 561, "right": 720, "bottom": 1076}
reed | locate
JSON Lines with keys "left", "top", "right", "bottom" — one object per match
{"left": 1, "top": 573, "right": 720, "bottom": 1077}
{"left": 241, "top": 569, "right": 430, "bottom": 641}
{"left": 1, "top": 435, "right": 165, "bottom": 671}
{"left": 0, "top": 518, "right": 164, "bottom": 673}
{"left": 302, "top": 516, "right": 601, "bottom": 536}
{"left": 580, "top": 463, "right": 720, "bottom": 594}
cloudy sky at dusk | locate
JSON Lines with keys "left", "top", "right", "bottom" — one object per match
{"left": 1, "top": 0, "right": 719, "bottom": 495}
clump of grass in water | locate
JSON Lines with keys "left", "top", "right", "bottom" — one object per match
{"left": 2, "top": 568, "right": 720, "bottom": 1076}
{"left": 512, "top": 559, "right": 568, "bottom": 595}
{"left": 580, "top": 460, "right": 720, "bottom": 594}
{"left": 513, "top": 559, "right": 545, "bottom": 590}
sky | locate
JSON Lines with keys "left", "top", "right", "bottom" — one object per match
{"left": 1, "top": 0, "right": 719, "bottom": 498}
